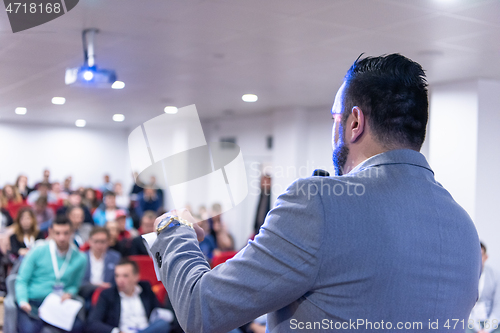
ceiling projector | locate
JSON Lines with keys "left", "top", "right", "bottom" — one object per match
{"left": 65, "top": 28, "right": 118, "bottom": 88}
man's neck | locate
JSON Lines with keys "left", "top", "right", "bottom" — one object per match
{"left": 57, "top": 245, "right": 69, "bottom": 255}
{"left": 121, "top": 286, "right": 137, "bottom": 297}
{"left": 92, "top": 251, "right": 104, "bottom": 260}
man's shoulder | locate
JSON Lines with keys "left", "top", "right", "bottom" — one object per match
{"left": 106, "top": 249, "right": 121, "bottom": 261}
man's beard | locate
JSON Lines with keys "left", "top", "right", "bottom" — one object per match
{"left": 332, "top": 141, "right": 349, "bottom": 176}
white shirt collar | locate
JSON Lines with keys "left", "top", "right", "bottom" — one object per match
{"left": 119, "top": 285, "right": 142, "bottom": 298}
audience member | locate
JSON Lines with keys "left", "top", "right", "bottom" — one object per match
{"left": 34, "top": 169, "right": 51, "bottom": 190}
{"left": 79, "top": 227, "right": 121, "bottom": 302}
{"left": 33, "top": 196, "right": 55, "bottom": 231}
{"left": 57, "top": 191, "right": 94, "bottom": 223}
{"left": 129, "top": 172, "right": 144, "bottom": 199}
{"left": 114, "top": 182, "right": 130, "bottom": 210}
{"left": 27, "top": 182, "right": 57, "bottom": 205}
{"left": 106, "top": 220, "right": 127, "bottom": 256}
{"left": 100, "top": 174, "right": 114, "bottom": 193}
{"left": 123, "top": 211, "right": 156, "bottom": 256}
{"left": 467, "top": 242, "right": 500, "bottom": 333}
{"left": 93, "top": 192, "right": 133, "bottom": 230}
{"left": 82, "top": 187, "right": 100, "bottom": 212}
{"left": 63, "top": 176, "right": 73, "bottom": 194}
{"left": 15, "top": 216, "right": 87, "bottom": 333}
{"left": 115, "top": 210, "right": 135, "bottom": 241}
{"left": 15, "top": 175, "right": 33, "bottom": 200}
{"left": 51, "top": 181, "right": 68, "bottom": 202}
{"left": 9, "top": 207, "right": 44, "bottom": 262}
{"left": 2, "top": 184, "right": 23, "bottom": 205}
{"left": 135, "top": 187, "right": 162, "bottom": 218}
{"left": 68, "top": 206, "right": 93, "bottom": 248}
{"left": 86, "top": 258, "right": 171, "bottom": 333}
{"left": 209, "top": 203, "right": 235, "bottom": 253}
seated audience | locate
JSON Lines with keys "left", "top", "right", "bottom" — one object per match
{"left": 114, "top": 182, "right": 130, "bottom": 210}
{"left": 467, "top": 242, "right": 500, "bottom": 333}
{"left": 34, "top": 169, "right": 51, "bottom": 190}
{"left": 135, "top": 187, "right": 162, "bottom": 218}
{"left": 63, "top": 176, "right": 73, "bottom": 194}
{"left": 86, "top": 258, "right": 171, "bottom": 333}
{"left": 209, "top": 203, "right": 235, "bottom": 253}
{"left": 116, "top": 210, "right": 136, "bottom": 241}
{"left": 27, "top": 182, "right": 57, "bottom": 205}
{"left": 123, "top": 210, "right": 156, "bottom": 256}
{"left": 9, "top": 207, "right": 44, "bottom": 262}
{"left": 82, "top": 187, "right": 100, "bottom": 213}
{"left": 100, "top": 174, "right": 114, "bottom": 193}
{"left": 68, "top": 206, "right": 93, "bottom": 248}
{"left": 51, "top": 181, "right": 68, "bottom": 202}
{"left": 106, "top": 220, "right": 127, "bottom": 256}
{"left": 33, "top": 196, "right": 55, "bottom": 231}
{"left": 2, "top": 184, "right": 23, "bottom": 205}
{"left": 79, "top": 227, "right": 120, "bottom": 302}
{"left": 15, "top": 216, "right": 87, "bottom": 333}
{"left": 15, "top": 175, "right": 33, "bottom": 200}
{"left": 93, "top": 191, "right": 133, "bottom": 230}
{"left": 57, "top": 191, "right": 94, "bottom": 224}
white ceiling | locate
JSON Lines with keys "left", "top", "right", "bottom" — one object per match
{"left": 0, "top": 0, "right": 499, "bottom": 130}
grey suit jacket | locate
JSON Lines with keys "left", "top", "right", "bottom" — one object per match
{"left": 151, "top": 149, "right": 482, "bottom": 333}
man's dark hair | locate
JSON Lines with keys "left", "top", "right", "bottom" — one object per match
{"left": 342, "top": 53, "right": 428, "bottom": 150}
{"left": 89, "top": 226, "right": 110, "bottom": 239}
{"left": 480, "top": 242, "right": 486, "bottom": 253}
{"left": 66, "top": 205, "right": 83, "bottom": 216}
{"left": 116, "top": 258, "right": 140, "bottom": 275}
{"left": 51, "top": 215, "right": 73, "bottom": 229}
{"left": 104, "top": 191, "right": 116, "bottom": 198}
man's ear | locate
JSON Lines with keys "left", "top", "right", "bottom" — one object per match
{"left": 348, "top": 106, "right": 366, "bottom": 143}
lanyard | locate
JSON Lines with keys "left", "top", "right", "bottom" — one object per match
{"left": 49, "top": 240, "right": 72, "bottom": 282}
{"left": 23, "top": 235, "right": 35, "bottom": 249}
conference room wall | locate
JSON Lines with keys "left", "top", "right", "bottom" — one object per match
{"left": 0, "top": 122, "right": 133, "bottom": 197}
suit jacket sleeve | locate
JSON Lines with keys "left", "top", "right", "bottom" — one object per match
{"left": 86, "top": 289, "right": 117, "bottom": 333}
{"left": 151, "top": 178, "right": 325, "bottom": 333}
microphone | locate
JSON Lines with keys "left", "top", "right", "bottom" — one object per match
{"left": 312, "top": 169, "right": 330, "bottom": 177}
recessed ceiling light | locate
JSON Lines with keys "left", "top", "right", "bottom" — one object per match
{"left": 113, "top": 114, "right": 125, "bottom": 122}
{"left": 83, "top": 70, "right": 94, "bottom": 81}
{"left": 52, "top": 97, "right": 66, "bottom": 105}
{"left": 15, "top": 107, "right": 27, "bottom": 115}
{"left": 112, "top": 81, "right": 125, "bottom": 89}
{"left": 164, "top": 106, "right": 178, "bottom": 114}
{"left": 75, "top": 119, "right": 86, "bottom": 127}
{"left": 242, "top": 94, "right": 258, "bottom": 102}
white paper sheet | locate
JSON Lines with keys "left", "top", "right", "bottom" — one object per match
{"left": 142, "top": 232, "right": 161, "bottom": 281}
{"left": 38, "top": 293, "right": 83, "bottom": 331}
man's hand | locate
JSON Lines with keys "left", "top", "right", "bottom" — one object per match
{"left": 99, "top": 282, "right": 112, "bottom": 288}
{"left": 155, "top": 209, "right": 205, "bottom": 242}
{"left": 20, "top": 302, "right": 31, "bottom": 313}
{"left": 61, "top": 293, "right": 72, "bottom": 302}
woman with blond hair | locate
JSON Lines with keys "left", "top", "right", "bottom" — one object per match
{"left": 9, "top": 207, "right": 44, "bottom": 261}
{"left": 2, "top": 184, "right": 23, "bottom": 206}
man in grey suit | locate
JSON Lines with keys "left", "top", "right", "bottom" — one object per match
{"left": 150, "top": 54, "right": 482, "bottom": 332}
{"left": 467, "top": 242, "right": 500, "bottom": 333}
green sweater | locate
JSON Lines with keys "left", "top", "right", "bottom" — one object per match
{"left": 15, "top": 241, "right": 87, "bottom": 305}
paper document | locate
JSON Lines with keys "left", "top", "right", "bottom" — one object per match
{"left": 38, "top": 293, "right": 83, "bottom": 331}
{"left": 142, "top": 232, "right": 161, "bottom": 281}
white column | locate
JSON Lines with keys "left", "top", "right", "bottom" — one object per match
{"left": 271, "top": 108, "right": 308, "bottom": 205}
{"left": 429, "top": 79, "right": 500, "bottom": 270}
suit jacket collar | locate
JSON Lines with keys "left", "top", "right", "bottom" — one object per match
{"left": 348, "top": 149, "right": 433, "bottom": 176}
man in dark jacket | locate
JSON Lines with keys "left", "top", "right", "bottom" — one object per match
{"left": 86, "top": 258, "right": 171, "bottom": 333}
